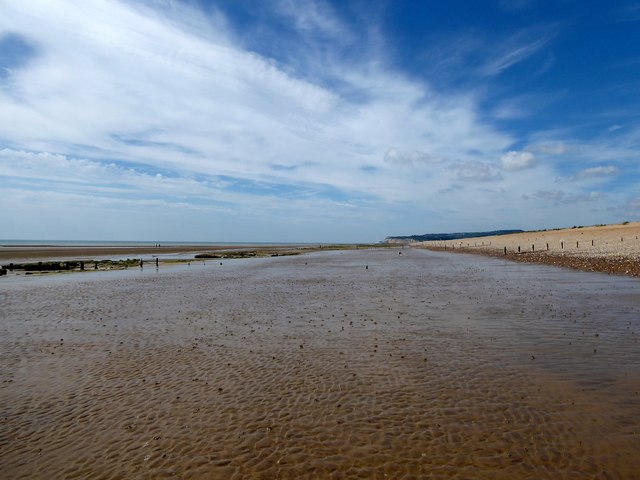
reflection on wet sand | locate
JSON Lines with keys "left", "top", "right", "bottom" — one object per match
{"left": 1, "top": 248, "right": 639, "bottom": 478}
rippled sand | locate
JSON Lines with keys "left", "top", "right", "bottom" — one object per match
{"left": 1, "top": 249, "right": 639, "bottom": 478}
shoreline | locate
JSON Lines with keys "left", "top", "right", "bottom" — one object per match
{"left": 0, "top": 243, "right": 370, "bottom": 263}
{"left": 415, "top": 222, "right": 640, "bottom": 277}
{"left": 424, "top": 245, "right": 640, "bottom": 277}
{"left": 0, "top": 244, "right": 382, "bottom": 275}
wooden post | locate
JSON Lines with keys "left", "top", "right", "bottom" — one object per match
{"left": 518, "top": 246, "right": 521, "bottom": 253}
{"left": 532, "top": 244, "right": 535, "bottom": 252}
{"left": 546, "top": 243, "right": 549, "bottom": 250}
{"left": 504, "top": 247, "right": 507, "bottom": 255}
{"left": 576, "top": 241, "right": 579, "bottom": 248}
{"left": 591, "top": 239, "right": 594, "bottom": 246}
{"left": 156, "top": 258, "right": 159, "bottom": 268}
{"left": 140, "top": 259, "right": 143, "bottom": 268}
{"left": 561, "top": 241, "right": 564, "bottom": 249}
{"left": 80, "top": 261, "right": 84, "bottom": 271}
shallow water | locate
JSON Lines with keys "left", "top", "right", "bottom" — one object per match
{"left": 1, "top": 248, "right": 639, "bottom": 478}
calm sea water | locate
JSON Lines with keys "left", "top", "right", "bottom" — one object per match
{"left": 0, "top": 239, "right": 310, "bottom": 247}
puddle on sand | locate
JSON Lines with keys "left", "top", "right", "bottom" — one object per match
{"left": 1, "top": 248, "right": 639, "bottom": 479}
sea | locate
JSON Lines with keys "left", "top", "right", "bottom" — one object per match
{"left": 0, "top": 239, "right": 308, "bottom": 247}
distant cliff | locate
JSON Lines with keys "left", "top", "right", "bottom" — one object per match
{"left": 384, "top": 230, "right": 523, "bottom": 243}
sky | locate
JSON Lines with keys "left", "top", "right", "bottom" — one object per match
{"left": 1, "top": 0, "right": 639, "bottom": 242}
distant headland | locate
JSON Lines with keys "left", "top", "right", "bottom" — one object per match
{"left": 384, "top": 229, "right": 523, "bottom": 243}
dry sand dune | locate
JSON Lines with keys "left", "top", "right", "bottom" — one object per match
{"left": 417, "top": 222, "right": 640, "bottom": 277}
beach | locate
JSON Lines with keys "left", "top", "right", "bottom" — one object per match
{"left": 1, "top": 248, "right": 639, "bottom": 478}
{"left": 0, "top": 244, "right": 331, "bottom": 265}
{"left": 416, "top": 222, "right": 640, "bottom": 277}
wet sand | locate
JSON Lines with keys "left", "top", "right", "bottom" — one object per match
{"left": 417, "top": 222, "right": 640, "bottom": 277}
{"left": 0, "top": 244, "right": 320, "bottom": 264}
{"left": 1, "top": 249, "right": 639, "bottom": 478}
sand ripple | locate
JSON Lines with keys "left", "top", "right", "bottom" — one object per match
{"left": 1, "top": 249, "right": 639, "bottom": 478}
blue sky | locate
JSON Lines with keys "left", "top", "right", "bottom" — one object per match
{"left": 1, "top": 0, "right": 638, "bottom": 242}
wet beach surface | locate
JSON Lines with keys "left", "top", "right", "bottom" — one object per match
{"left": 1, "top": 248, "right": 639, "bottom": 479}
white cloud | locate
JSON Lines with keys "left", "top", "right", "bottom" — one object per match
{"left": 529, "top": 189, "right": 604, "bottom": 205}
{"left": 0, "top": 0, "right": 516, "bottom": 207}
{"left": 383, "top": 148, "right": 442, "bottom": 167}
{"left": 274, "top": 0, "right": 349, "bottom": 39}
{"left": 0, "top": 0, "right": 636, "bottom": 240}
{"left": 529, "top": 143, "right": 567, "bottom": 155}
{"left": 478, "top": 31, "right": 550, "bottom": 77}
{"left": 571, "top": 165, "right": 618, "bottom": 180}
{"left": 500, "top": 150, "right": 537, "bottom": 171}
{"left": 454, "top": 161, "right": 503, "bottom": 182}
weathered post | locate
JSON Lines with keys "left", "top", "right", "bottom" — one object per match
{"left": 532, "top": 244, "right": 535, "bottom": 252}
{"left": 518, "top": 246, "right": 521, "bottom": 253}
{"left": 561, "top": 241, "right": 564, "bottom": 249}
{"left": 546, "top": 243, "right": 549, "bottom": 251}
{"left": 140, "top": 259, "right": 143, "bottom": 268}
{"left": 576, "top": 241, "right": 579, "bottom": 248}
{"left": 155, "top": 258, "right": 159, "bottom": 268}
{"left": 80, "top": 261, "right": 84, "bottom": 271}
{"left": 504, "top": 247, "right": 507, "bottom": 255}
